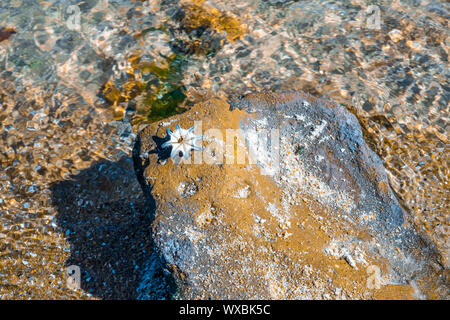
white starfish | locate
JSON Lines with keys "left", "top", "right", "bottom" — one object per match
{"left": 162, "top": 124, "right": 203, "bottom": 162}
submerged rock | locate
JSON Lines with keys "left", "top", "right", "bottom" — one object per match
{"left": 134, "top": 92, "right": 448, "bottom": 299}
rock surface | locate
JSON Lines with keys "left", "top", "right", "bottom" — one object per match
{"left": 135, "top": 92, "right": 448, "bottom": 299}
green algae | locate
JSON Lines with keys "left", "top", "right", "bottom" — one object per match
{"left": 101, "top": 0, "right": 248, "bottom": 124}
{"left": 134, "top": 53, "right": 188, "bottom": 124}
{"left": 139, "top": 84, "right": 187, "bottom": 123}
{"left": 102, "top": 0, "right": 247, "bottom": 124}
{"left": 102, "top": 53, "right": 189, "bottom": 124}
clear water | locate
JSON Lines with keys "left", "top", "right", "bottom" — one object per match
{"left": 0, "top": 0, "right": 448, "bottom": 298}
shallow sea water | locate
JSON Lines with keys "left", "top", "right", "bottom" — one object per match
{"left": 0, "top": 0, "right": 448, "bottom": 299}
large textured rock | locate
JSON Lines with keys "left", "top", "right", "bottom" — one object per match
{"left": 134, "top": 92, "right": 448, "bottom": 299}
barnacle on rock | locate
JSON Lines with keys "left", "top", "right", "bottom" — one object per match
{"left": 162, "top": 124, "right": 202, "bottom": 163}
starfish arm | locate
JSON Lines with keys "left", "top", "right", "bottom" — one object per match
{"left": 191, "top": 145, "right": 202, "bottom": 151}
{"left": 182, "top": 144, "right": 191, "bottom": 159}
{"left": 170, "top": 144, "right": 181, "bottom": 159}
{"left": 171, "top": 130, "right": 181, "bottom": 140}
{"left": 166, "top": 128, "right": 172, "bottom": 135}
